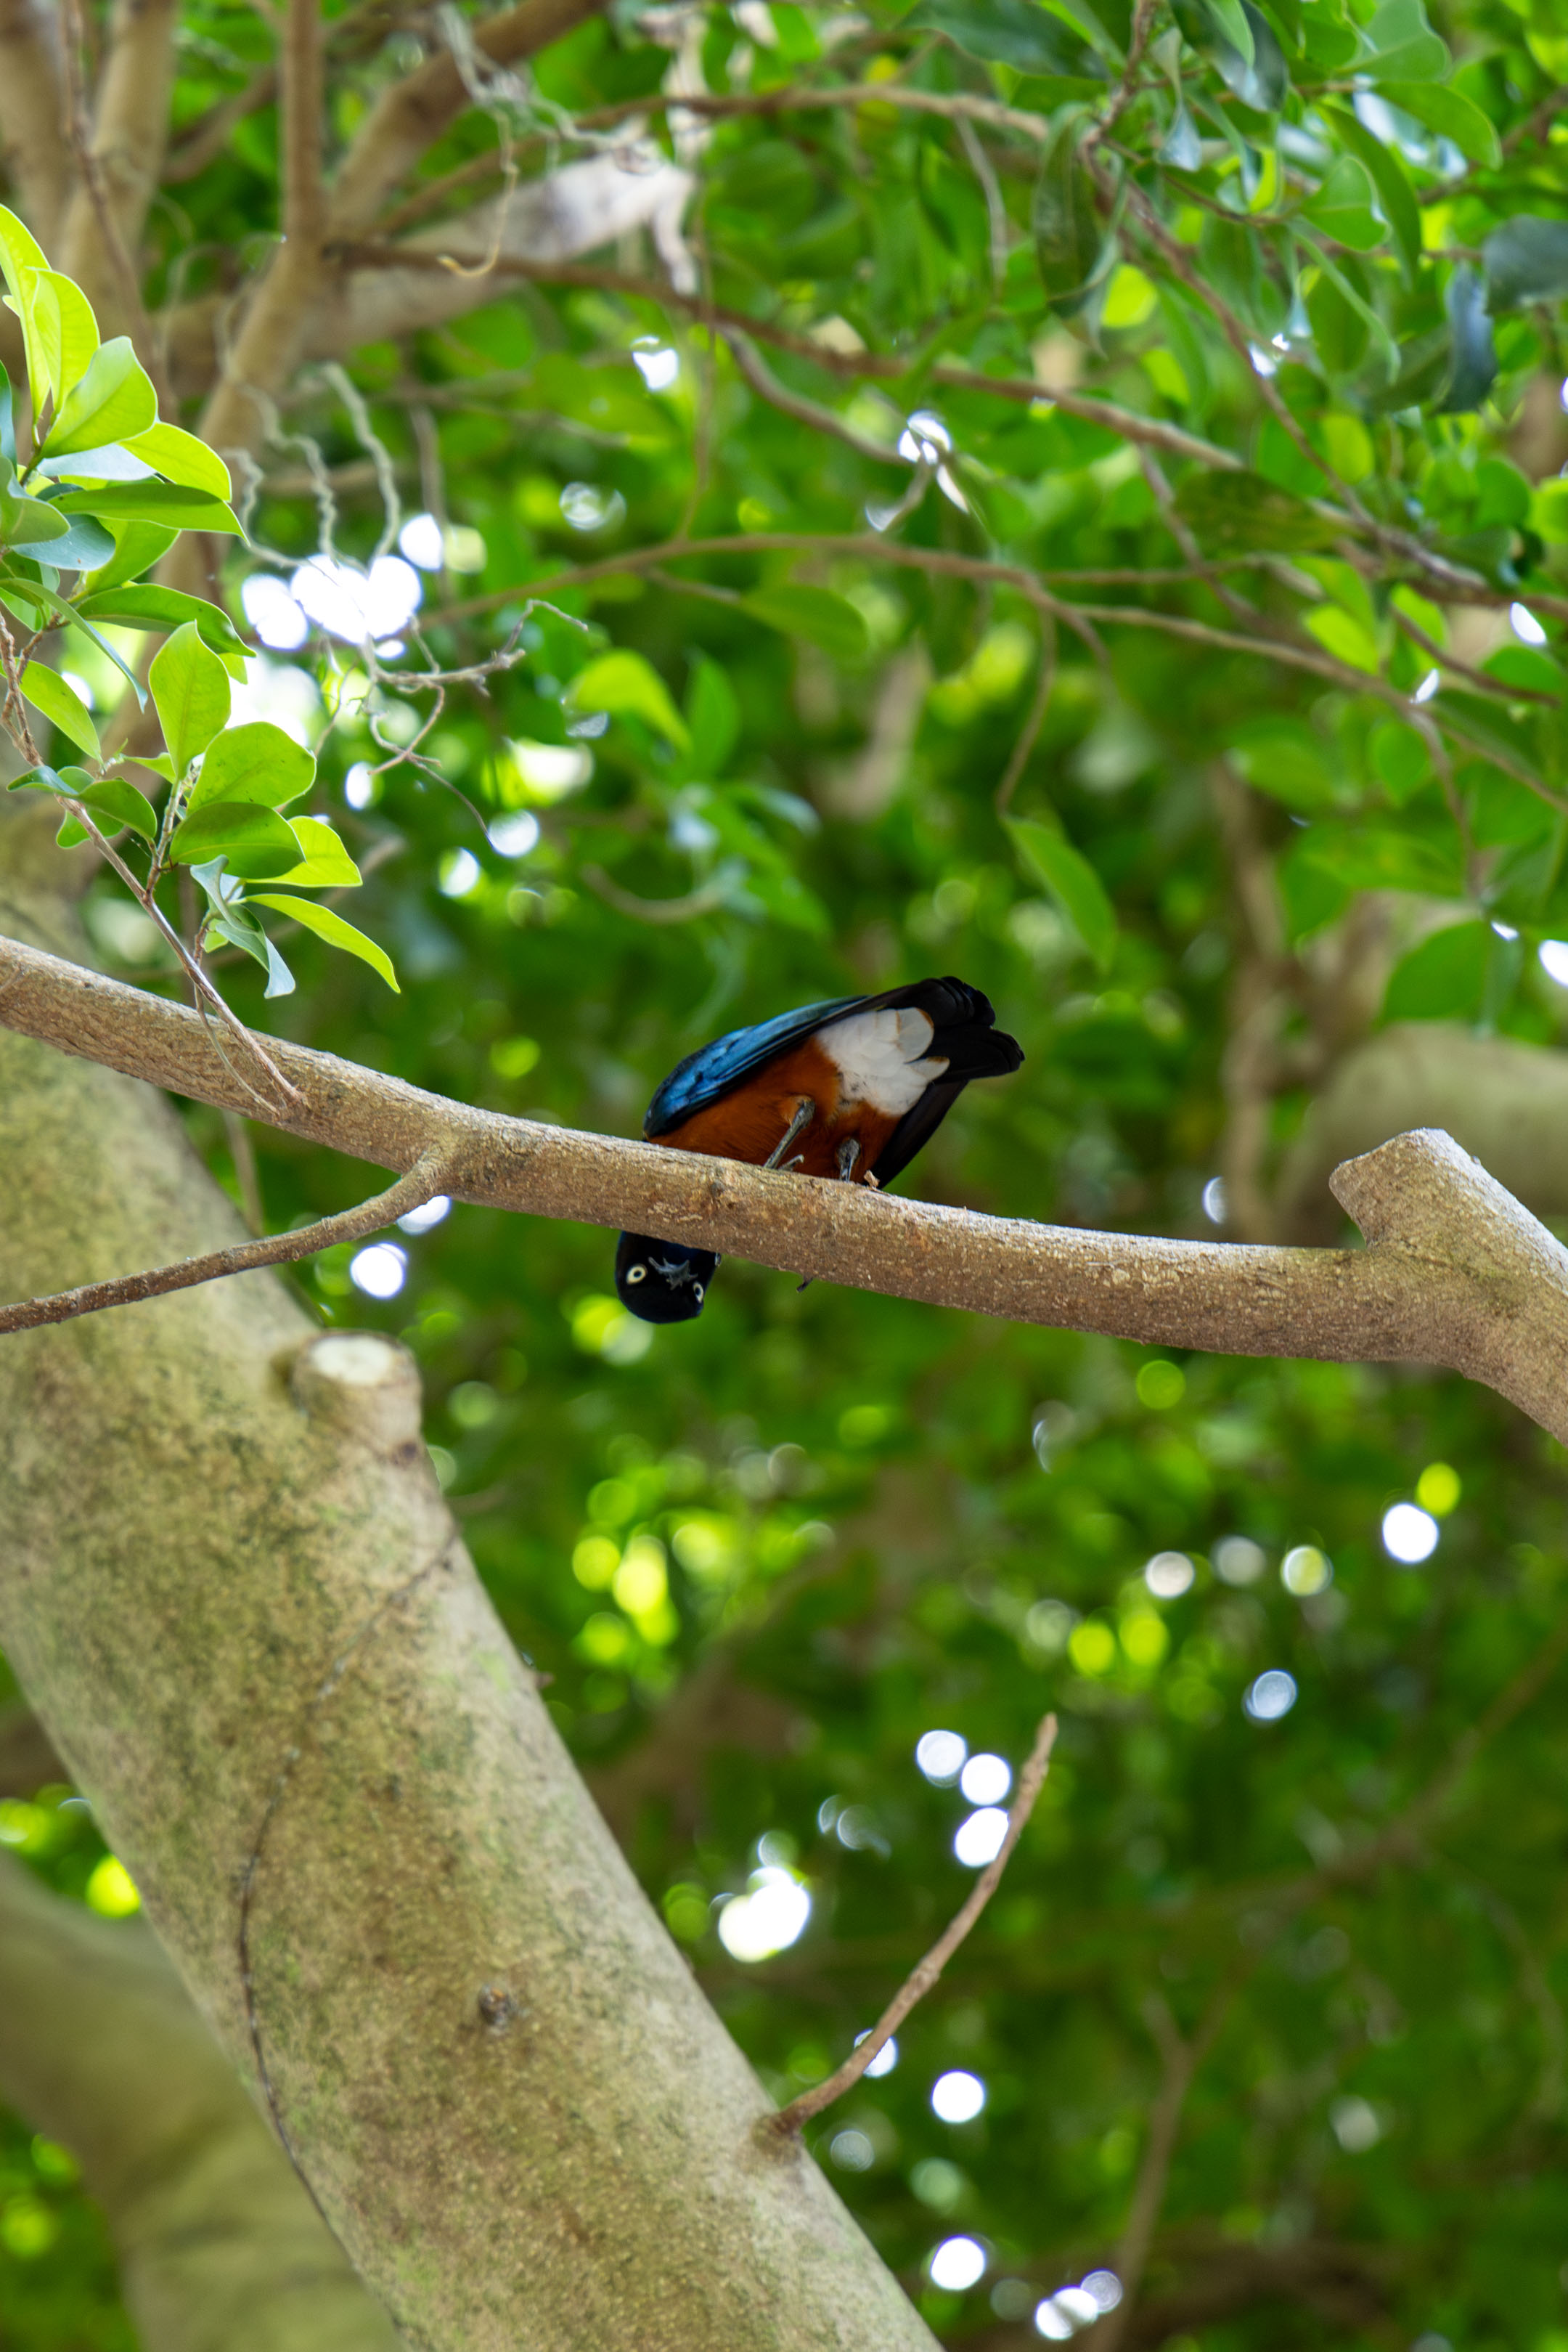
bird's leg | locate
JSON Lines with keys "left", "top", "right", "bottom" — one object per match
{"left": 835, "top": 1136, "right": 861, "bottom": 1182}
{"left": 763, "top": 1096, "right": 817, "bottom": 1172}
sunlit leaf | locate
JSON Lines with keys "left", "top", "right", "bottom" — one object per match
{"left": 21, "top": 662, "right": 99, "bottom": 757}
{"left": 185, "top": 720, "right": 315, "bottom": 813}
{"left": 168, "top": 799, "right": 301, "bottom": 871}
{"left": 150, "top": 622, "right": 231, "bottom": 777}
{"left": 250, "top": 892, "right": 400, "bottom": 990}
{"left": 121, "top": 422, "right": 233, "bottom": 500}
{"left": 40, "top": 337, "right": 157, "bottom": 459}
{"left": 569, "top": 649, "right": 691, "bottom": 749}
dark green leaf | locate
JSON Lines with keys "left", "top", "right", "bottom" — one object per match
{"left": 1383, "top": 920, "right": 1490, "bottom": 1020}
{"left": 1175, "top": 471, "right": 1339, "bottom": 551}
{"left": 1435, "top": 266, "right": 1496, "bottom": 414}
{"left": 899, "top": 0, "right": 1093, "bottom": 75}
{"left": 1360, "top": 0, "right": 1448, "bottom": 81}
{"left": 1379, "top": 80, "right": 1500, "bottom": 166}
{"left": 740, "top": 585, "right": 869, "bottom": 666}
{"left": 1483, "top": 218, "right": 1568, "bottom": 314}
{"left": 1323, "top": 103, "right": 1421, "bottom": 285}
{"left": 1033, "top": 111, "right": 1112, "bottom": 318}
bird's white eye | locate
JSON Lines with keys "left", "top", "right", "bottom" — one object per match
{"left": 626, "top": 1264, "right": 647, "bottom": 1282}
{"left": 693, "top": 1284, "right": 703, "bottom": 1303}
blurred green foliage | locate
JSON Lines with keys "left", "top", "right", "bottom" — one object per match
{"left": 8, "top": 0, "right": 1568, "bottom": 2340}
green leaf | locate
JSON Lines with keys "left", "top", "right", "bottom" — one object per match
{"left": 740, "top": 585, "right": 870, "bottom": 666}
{"left": 25, "top": 513, "right": 117, "bottom": 571}
{"left": 1383, "top": 920, "right": 1490, "bottom": 1021}
{"left": 1175, "top": 470, "right": 1339, "bottom": 551}
{"left": 899, "top": 0, "right": 1094, "bottom": 73}
{"left": 2, "top": 572, "right": 147, "bottom": 704}
{"left": 19, "top": 269, "right": 99, "bottom": 415}
{"left": 1227, "top": 717, "right": 1342, "bottom": 813}
{"left": 21, "top": 662, "right": 99, "bottom": 757}
{"left": 1483, "top": 218, "right": 1568, "bottom": 314}
{"left": 66, "top": 776, "right": 158, "bottom": 842}
{"left": 121, "top": 423, "right": 232, "bottom": 501}
{"left": 687, "top": 656, "right": 740, "bottom": 777}
{"left": 1379, "top": 81, "right": 1500, "bottom": 167}
{"left": 1033, "top": 110, "right": 1112, "bottom": 318}
{"left": 168, "top": 799, "right": 301, "bottom": 872}
{"left": 41, "top": 337, "right": 158, "bottom": 460}
{"left": 151, "top": 622, "right": 231, "bottom": 776}
{"left": 1360, "top": 0, "right": 1447, "bottom": 81}
{"left": 1302, "top": 157, "right": 1384, "bottom": 253}
{"left": 250, "top": 893, "right": 400, "bottom": 990}
{"left": 1203, "top": 0, "right": 1254, "bottom": 64}
{"left": 1436, "top": 266, "right": 1497, "bottom": 415}
{"left": 568, "top": 649, "right": 691, "bottom": 749}
{"left": 52, "top": 481, "right": 241, "bottom": 534}
{"left": 186, "top": 720, "right": 315, "bottom": 813}
{"left": 1297, "top": 820, "right": 1463, "bottom": 895}
{"left": 236, "top": 814, "right": 358, "bottom": 888}
{"left": 84, "top": 519, "right": 178, "bottom": 593}
{"left": 1005, "top": 814, "right": 1117, "bottom": 972}
{"left": 6, "top": 761, "right": 68, "bottom": 792}
{"left": 1323, "top": 103, "right": 1421, "bottom": 285}
{"left": 75, "top": 582, "right": 249, "bottom": 672}
{"left": 0, "top": 479, "right": 69, "bottom": 546}
{"left": 0, "top": 203, "right": 57, "bottom": 416}
{"left": 202, "top": 899, "right": 296, "bottom": 998}
{"left": 1304, "top": 603, "right": 1381, "bottom": 674}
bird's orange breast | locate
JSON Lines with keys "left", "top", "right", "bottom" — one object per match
{"left": 655, "top": 1038, "right": 899, "bottom": 1180}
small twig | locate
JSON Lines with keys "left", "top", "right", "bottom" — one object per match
{"left": 581, "top": 862, "right": 739, "bottom": 925}
{"left": 0, "top": 1147, "right": 449, "bottom": 1335}
{"left": 766, "top": 1712, "right": 1058, "bottom": 2136}
{"left": 722, "top": 327, "right": 907, "bottom": 468}
{"left": 995, "top": 613, "right": 1056, "bottom": 813}
{"left": 1093, "top": 1977, "right": 1238, "bottom": 2351}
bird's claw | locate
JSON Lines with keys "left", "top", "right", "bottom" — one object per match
{"left": 835, "top": 1138, "right": 861, "bottom": 1182}
{"left": 764, "top": 1097, "right": 817, "bottom": 1171}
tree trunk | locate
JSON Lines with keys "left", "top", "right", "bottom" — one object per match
{"left": 0, "top": 802, "right": 935, "bottom": 2352}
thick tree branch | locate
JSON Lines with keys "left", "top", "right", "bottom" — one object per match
{"left": 324, "top": 0, "right": 608, "bottom": 239}
{"left": 57, "top": 0, "right": 181, "bottom": 328}
{"left": 0, "top": 0, "right": 70, "bottom": 248}
{"left": 3, "top": 933, "right": 1568, "bottom": 1440}
{"left": 0, "top": 1852, "right": 403, "bottom": 2352}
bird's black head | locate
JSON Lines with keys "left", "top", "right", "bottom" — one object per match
{"left": 615, "top": 1233, "right": 719, "bottom": 1324}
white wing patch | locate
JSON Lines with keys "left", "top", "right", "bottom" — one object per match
{"left": 820, "top": 1006, "right": 947, "bottom": 1114}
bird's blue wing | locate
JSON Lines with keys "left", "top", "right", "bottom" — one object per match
{"left": 645, "top": 996, "right": 863, "bottom": 1136}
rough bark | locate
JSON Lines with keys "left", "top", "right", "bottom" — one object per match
{"left": 0, "top": 1853, "right": 404, "bottom": 2352}
{"left": 0, "top": 819, "right": 939, "bottom": 2352}
{"left": 4, "top": 924, "right": 1568, "bottom": 1440}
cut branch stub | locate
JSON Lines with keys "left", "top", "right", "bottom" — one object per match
{"left": 1, "top": 935, "right": 1567, "bottom": 1441}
